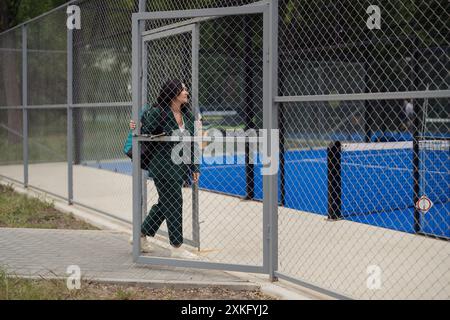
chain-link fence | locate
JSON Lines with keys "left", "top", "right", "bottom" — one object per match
{"left": 275, "top": 0, "right": 449, "bottom": 300}
{"left": 0, "top": 0, "right": 448, "bottom": 299}
{"left": 0, "top": 27, "right": 23, "bottom": 183}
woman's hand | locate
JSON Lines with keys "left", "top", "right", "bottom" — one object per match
{"left": 130, "top": 120, "right": 136, "bottom": 130}
{"left": 192, "top": 172, "right": 200, "bottom": 184}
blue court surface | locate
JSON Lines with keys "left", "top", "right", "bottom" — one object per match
{"left": 85, "top": 144, "right": 449, "bottom": 239}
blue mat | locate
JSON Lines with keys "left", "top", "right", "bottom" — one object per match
{"left": 341, "top": 146, "right": 449, "bottom": 218}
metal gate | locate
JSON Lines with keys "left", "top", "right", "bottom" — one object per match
{"left": 131, "top": 1, "right": 278, "bottom": 275}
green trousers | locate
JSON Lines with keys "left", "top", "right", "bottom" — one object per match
{"left": 141, "top": 178, "right": 183, "bottom": 246}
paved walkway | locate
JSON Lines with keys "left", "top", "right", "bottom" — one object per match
{"left": 0, "top": 227, "right": 248, "bottom": 285}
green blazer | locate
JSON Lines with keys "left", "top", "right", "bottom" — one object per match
{"left": 141, "top": 106, "right": 200, "bottom": 181}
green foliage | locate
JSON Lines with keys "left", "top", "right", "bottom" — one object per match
{"left": 15, "top": 0, "right": 68, "bottom": 26}
{"left": 1, "top": 0, "right": 68, "bottom": 31}
{"left": 115, "top": 288, "right": 135, "bottom": 300}
{"left": 0, "top": 270, "right": 64, "bottom": 300}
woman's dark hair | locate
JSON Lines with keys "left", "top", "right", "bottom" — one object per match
{"left": 154, "top": 79, "right": 186, "bottom": 110}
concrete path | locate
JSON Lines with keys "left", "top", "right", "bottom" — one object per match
{"left": 0, "top": 227, "right": 250, "bottom": 286}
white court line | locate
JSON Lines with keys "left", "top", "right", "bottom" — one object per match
{"left": 300, "top": 158, "right": 448, "bottom": 175}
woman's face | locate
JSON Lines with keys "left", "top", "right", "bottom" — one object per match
{"left": 174, "top": 84, "right": 189, "bottom": 105}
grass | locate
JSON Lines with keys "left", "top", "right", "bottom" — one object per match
{"left": 0, "top": 267, "right": 273, "bottom": 300}
{"left": 0, "top": 183, "right": 97, "bottom": 230}
{"left": 0, "top": 268, "right": 82, "bottom": 300}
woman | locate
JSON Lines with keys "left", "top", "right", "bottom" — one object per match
{"left": 130, "top": 79, "right": 200, "bottom": 257}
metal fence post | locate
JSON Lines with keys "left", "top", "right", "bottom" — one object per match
{"left": 270, "top": 0, "right": 279, "bottom": 283}
{"left": 22, "top": 24, "right": 28, "bottom": 188}
{"left": 138, "top": 0, "right": 148, "bottom": 227}
{"left": 191, "top": 22, "right": 200, "bottom": 249}
{"left": 263, "top": 0, "right": 279, "bottom": 282}
{"left": 327, "top": 141, "right": 342, "bottom": 220}
{"left": 411, "top": 40, "right": 422, "bottom": 234}
{"left": 243, "top": 16, "right": 255, "bottom": 201}
{"left": 132, "top": 14, "right": 143, "bottom": 261}
{"left": 67, "top": 25, "right": 74, "bottom": 205}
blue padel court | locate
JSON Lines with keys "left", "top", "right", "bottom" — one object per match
{"left": 87, "top": 141, "right": 449, "bottom": 239}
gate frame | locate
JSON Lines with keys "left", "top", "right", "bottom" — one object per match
{"left": 131, "top": 0, "right": 279, "bottom": 276}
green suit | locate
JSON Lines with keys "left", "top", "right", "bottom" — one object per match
{"left": 140, "top": 106, "right": 200, "bottom": 246}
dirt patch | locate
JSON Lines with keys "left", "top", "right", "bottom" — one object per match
{"left": 77, "top": 282, "right": 275, "bottom": 300}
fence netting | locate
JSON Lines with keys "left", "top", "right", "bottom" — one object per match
{"left": 0, "top": 25, "right": 23, "bottom": 184}
{"left": 276, "top": 0, "right": 448, "bottom": 299}
{"left": 0, "top": 0, "right": 448, "bottom": 299}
